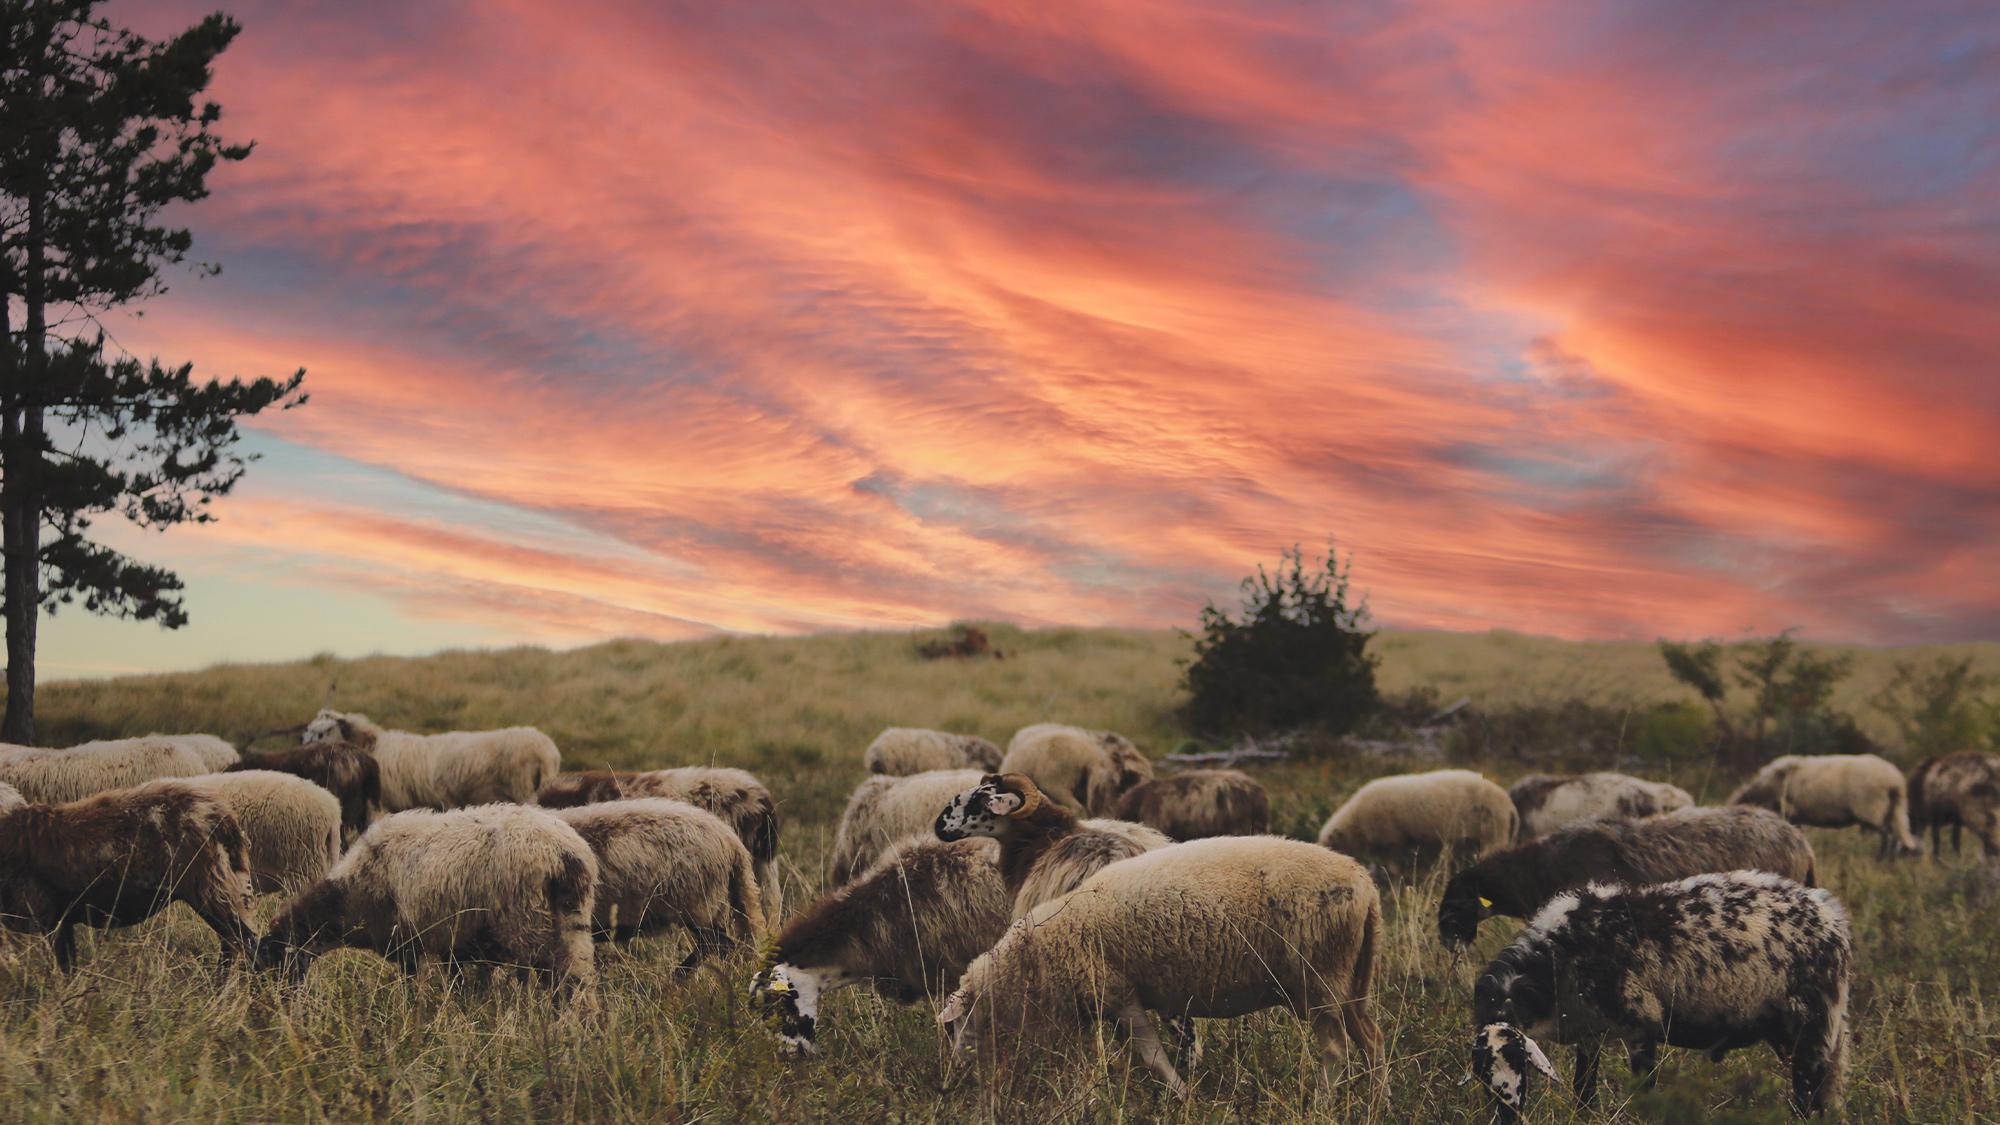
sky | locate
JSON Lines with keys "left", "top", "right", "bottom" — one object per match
{"left": 40, "top": 0, "right": 2000, "bottom": 677}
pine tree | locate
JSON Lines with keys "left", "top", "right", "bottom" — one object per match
{"left": 1, "top": 1, "right": 304, "bottom": 741}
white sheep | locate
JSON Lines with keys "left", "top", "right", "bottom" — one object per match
{"left": 1471, "top": 871, "right": 1851, "bottom": 1120}
{"left": 828, "top": 769, "right": 983, "bottom": 884}
{"left": 0, "top": 780, "right": 22, "bottom": 813}
{"left": 999, "top": 723, "right": 1154, "bottom": 815}
{"left": 934, "top": 773, "right": 1172, "bottom": 917}
{"left": 536, "top": 766, "right": 784, "bottom": 923}
{"left": 0, "top": 739, "right": 210, "bottom": 804}
{"left": 257, "top": 804, "right": 597, "bottom": 1005}
{"left": 1729, "top": 753, "right": 1920, "bottom": 857}
{"left": 863, "top": 727, "right": 1003, "bottom": 775}
{"left": 751, "top": 835, "right": 1009, "bottom": 1056}
{"left": 1509, "top": 772, "right": 1694, "bottom": 838}
{"left": 547, "top": 798, "right": 766, "bottom": 967}
{"left": 1316, "top": 768, "right": 1516, "bottom": 874}
{"left": 138, "top": 771, "right": 342, "bottom": 897}
{"left": 1112, "top": 768, "right": 1271, "bottom": 839}
{"left": 303, "top": 709, "right": 561, "bottom": 812}
{"left": 940, "top": 836, "right": 1382, "bottom": 1098}
{"left": 143, "top": 734, "right": 240, "bottom": 772}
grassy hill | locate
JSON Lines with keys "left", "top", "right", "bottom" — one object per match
{"left": 5, "top": 624, "right": 1997, "bottom": 1120}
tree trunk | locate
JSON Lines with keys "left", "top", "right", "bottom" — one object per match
{"left": 2, "top": 178, "right": 46, "bottom": 745}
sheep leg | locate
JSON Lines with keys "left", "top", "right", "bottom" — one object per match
{"left": 50, "top": 919, "right": 79, "bottom": 973}
{"left": 1115, "top": 1002, "right": 1189, "bottom": 1100}
{"left": 1953, "top": 823, "right": 1964, "bottom": 856}
{"left": 1571, "top": 1042, "right": 1602, "bottom": 1107}
{"left": 1164, "top": 1016, "right": 1202, "bottom": 1070}
{"left": 1627, "top": 1041, "right": 1660, "bottom": 1090}
{"left": 1311, "top": 1008, "right": 1352, "bottom": 1085}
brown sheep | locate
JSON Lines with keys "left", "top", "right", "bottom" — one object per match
{"left": 1112, "top": 769, "right": 1270, "bottom": 839}
{"left": 227, "top": 739, "right": 381, "bottom": 840}
{"left": 0, "top": 785, "right": 258, "bottom": 971}
{"left": 934, "top": 773, "right": 1172, "bottom": 917}
{"left": 1909, "top": 751, "right": 2000, "bottom": 859}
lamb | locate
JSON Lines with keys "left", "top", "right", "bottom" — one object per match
{"left": 934, "top": 773, "right": 1172, "bottom": 918}
{"left": 301, "top": 709, "right": 560, "bottom": 812}
{"left": 138, "top": 772, "right": 343, "bottom": 897}
{"left": 256, "top": 804, "right": 597, "bottom": 1004}
{"left": 546, "top": 798, "right": 765, "bottom": 967}
{"left": 1316, "top": 769, "right": 1516, "bottom": 874}
{"left": 1438, "top": 806, "right": 1816, "bottom": 947}
{"left": 227, "top": 739, "right": 381, "bottom": 840}
{"left": 864, "top": 727, "right": 1003, "bottom": 775}
{"left": 998, "top": 723, "right": 1154, "bottom": 815}
{"left": 1470, "top": 871, "right": 1851, "bottom": 1120}
{"left": 0, "top": 781, "right": 21, "bottom": 813}
{"left": 0, "top": 738, "right": 211, "bottom": 803}
{"left": 1508, "top": 772, "right": 1694, "bottom": 838}
{"left": 938, "top": 836, "right": 1382, "bottom": 1099}
{"left": 0, "top": 784, "right": 257, "bottom": 970}
{"left": 535, "top": 767, "right": 782, "bottom": 922}
{"left": 1111, "top": 769, "right": 1270, "bottom": 839}
{"left": 750, "top": 835, "right": 1009, "bottom": 1057}
{"left": 1729, "top": 753, "right": 1920, "bottom": 857}
{"left": 827, "top": 769, "right": 983, "bottom": 885}
{"left": 1908, "top": 751, "right": 2000, "bottom": 859}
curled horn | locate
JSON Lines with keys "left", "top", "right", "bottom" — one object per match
{"left": 1002, "top": 774, "right": 1044, "bottom": 820}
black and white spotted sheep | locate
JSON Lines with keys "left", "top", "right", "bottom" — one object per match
{"left": 1470, "top": 870, "right": 1851, "bottom": 1121}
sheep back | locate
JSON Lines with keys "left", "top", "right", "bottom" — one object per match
{"left": 830, "top": 769, "right": 983, "bottom": 884}
{"left": 999, "top": 724, "right": 1153, "bottom": 815}
{"left": 1012, "top": 817, "right": 1171, "bottom": 918}
{"left": 142, "top": 771, "right": 342, "bottom": 897}
{"left": 549, "top": 797, "right": 765, "bottom": 951}
{"left": 1112, "top": 769, "right": 1270, "bottom": 839}
{"left": 1509, "top": 772, "right": 1694, "bottom": 838}
{"left": 1317, "top": 769, "right": 1515, "bottom": 866}
{"left": 0, "top": 739, "right": 210, "bottom": 804}
{"left": 864, "top": 727, "right": 1002, "bottom": 775}
{"left": 1730, "top": 753, "right": 1918, "bottom": 851}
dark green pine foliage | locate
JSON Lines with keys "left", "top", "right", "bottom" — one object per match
{"left": 1, "top": 1, "right": 305, "bottom": 741}
{"left": 1180, "top": 544, "right": 1380, "bottom": 738}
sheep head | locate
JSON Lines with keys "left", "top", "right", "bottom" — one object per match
{"left": 1471, "top": 1022, "right": 1556, "bottom": 1121}
{"left": 934, "top": 774, "right": 1044, "bottom": 841}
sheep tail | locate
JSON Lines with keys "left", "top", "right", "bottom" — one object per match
{"left": 1889, "top": 784, "right": 1918, "bottom": 851}
{"left": 729, "top": 846, "right": 768, "bottom": 943}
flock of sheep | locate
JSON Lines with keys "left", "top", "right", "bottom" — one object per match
{"left": 0, "top": 713, "right": 1995, "bottom": 1119}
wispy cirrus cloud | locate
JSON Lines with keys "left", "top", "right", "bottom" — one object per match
{"left": 57, "top": 0, "right": 1999, "bottom": 673}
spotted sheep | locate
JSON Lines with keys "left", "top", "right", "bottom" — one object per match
{"left": 228, "top": 738, "right": 381, "bottom": 841}
{"left": 938, "top": 836, "right": 1382, "bottom": 1099}
{"left": 0, "top": 784, "right": 258, "bottom": 971}
{"left": 1470, "top": 871, "right": 1851, "bottom": 1121}
{"left": 998, "top": 723, "right": 1154, "bottom": 816}
{"left": 257, "top": 804, "right": 598, "bottom": 1006}
{"left": 1439, "top": 805, "right": 1816, "bottom": 947}
{"left": 1111, "top": 768, "right": 1270, "bottom": 840}
{"left": 863, "top": 727, "right": 1002, "bottom": 776}
{"left": 545, "top": 797, "right": 765, "bottom": 967}
{"left": 537, "top": 766, "right": 783, "bottom": 922}
{"left": 1907, "top": 751, "right": 2000, "bottom": 859}
{"left": 1730, "top": 753, "right": 1920, "bottom": 858}
{"left": 1316, "top": 768, "right": 1516, "bottom": 876}
{"left": 750, "top": 835, "right": 1009, "bottom": 1057}
{"left": 933, "top": 772, "right": 1170, "bottom": 918}
{"left": 1508, "top": 771, "right": 1694, "bottom": 838}
{"left": 303, "top": 709, "right": 561, "bottom": 813}
{"left": 826, "top": 769, "right": 984, "bottom": 885}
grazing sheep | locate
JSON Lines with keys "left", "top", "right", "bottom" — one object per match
{"left": 999, "top": 723, "right": 1154, "bottom": 816}
{"left": 828, "top": 769, "right": 983, "bottom": 885}
{"left": 0, "top": 781, "right": 21, "bottom": 813}
{"left": 547, "top": 798, "right": 765, "bottom": 966}
{"left": 1112, "top": 769, "right": 1270, "bottom": 840}
{"left": 935, "top": 773, "right": 1172, "bottom": 917}
{"left": 1509, "top": 772, "right": 1694, "bottom": 838}
{"left": 140, "top": 772, "right": 343, "bottom": 897}
{"left": 536, "top": 767, "right": 782, "bottom": 922}
{"left": 228, "top": 739, "right": 381, "bottom": 841}
{"left": 1729, "top": 753, "right": 1920, "bottom": 857}
{"left": 1439, "top": 806, "right": 1816, "bottom": 947}
{"left": 302, "top": 709, "right": 560, "bottom": 813}
{"left": 1316, "top": 769, "right": 1516, "bottom": 874}
{"left": 0, "top": 785, "right": 257, "bottom": 970}
{"left": 0, "top": 739, "right": 211, "bottom": 804}
{"left": 1470, "top": 871, "right": 1851, "bottom": 1120}
{"left": 1908, "top": 751, "right": 2000, "bottom": 859}
{"left": 751, "top": 835, "right": 1008, "bottom": 1057}
{"left": 150, "top": 734, "right": 241, "bottom": 772}
{"left": 257, "top": 804, "right": 597, "bottom": 1004}
{"left": 863, "top": 727, "right": 1002, "bottom": 775}
{"left": 939, "top": 836, "right": 1382, "bottom": 1098}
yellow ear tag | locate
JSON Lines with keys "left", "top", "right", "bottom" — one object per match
{"left": 1478, "top": 897, "right": 1494, "bottom": 909}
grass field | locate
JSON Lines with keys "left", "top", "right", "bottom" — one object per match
{"left": 5, "top": 624, "right": 1998, "bottom": 1122}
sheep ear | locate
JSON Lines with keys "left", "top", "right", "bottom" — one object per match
{"left": 1521, "top": 1035, "right": 1557, "bottom": 1080}
{"left": 937, "top": 988, "right": 971, "bottom": 1025}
